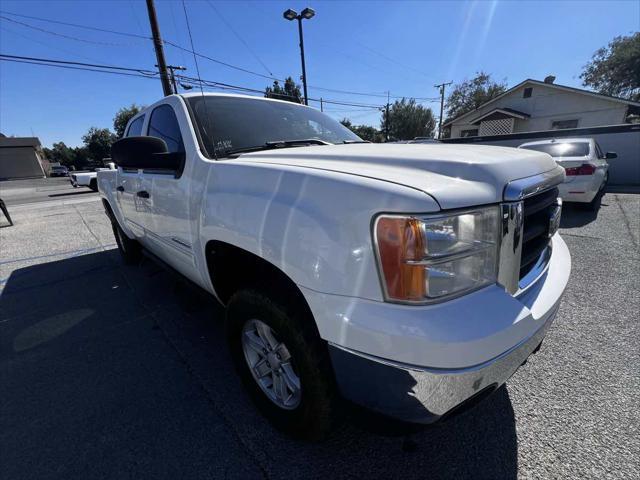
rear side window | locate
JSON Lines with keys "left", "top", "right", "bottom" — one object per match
{"left": 126, "top": 115, "right": 145, "bottom": 137}
{"left": 147, "top": 105, "right": 184, "bottom": 153}
{"left": 521, "top": 142, "right": 590, "bottom": 157}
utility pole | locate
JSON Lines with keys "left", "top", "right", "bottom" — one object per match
{"left": 146, "top": 0, "right": 172, "bottom": 96}
{"left": 384, "top": 91, "right": 390, "bottom": 142}
{"left": 435, "top": 81, "right": 452, "bottom": 139}
{"left": 167, "top": 65, "right": 187, "bottom": 94}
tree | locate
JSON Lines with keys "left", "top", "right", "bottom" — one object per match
{"left": 580, "top": 33, "right": 640, "bottom": 101}
{"left": 340, "top": 119, "right": 384, "bottom": 142}
{"left": 82, "top": 127, "right": 117, "bottom": 166}
{"left": 113, "top": 104, "right": 144, "bottom": 138}
{"left": 381, "top": 98, "right": 436, "bottom": 141}
{"left": 42, "top": 142, "right": 76, "bottom": 167}
{"left": 265, "top": 76, "right": 303, "bottom": 103}
{"left": 445, "top": 72, "right": 507, "bottom": 122}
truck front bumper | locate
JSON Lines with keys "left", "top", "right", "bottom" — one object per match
{"left": 328, "top": 299, "right": 558, "bottom": 424}
{"left": 301, "top": 234, "right": 571, "bottom": 424}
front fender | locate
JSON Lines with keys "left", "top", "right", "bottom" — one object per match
{"left": 199, "top": 162, "right": 439, "bottom": 301}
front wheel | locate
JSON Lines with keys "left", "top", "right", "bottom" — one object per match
{"left": 112, "top": 221, "right": 142, "bottom": 265}
{"left": 226, "top": 289, "right": 338, "bottom": 439}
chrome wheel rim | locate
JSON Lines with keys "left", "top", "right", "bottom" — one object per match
{"left": 241, "top": 319, "right": 302, "bottom": 410}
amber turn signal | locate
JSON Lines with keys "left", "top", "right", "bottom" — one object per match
{"left": 375, "top": 217, "right": 426, "bottom": 301}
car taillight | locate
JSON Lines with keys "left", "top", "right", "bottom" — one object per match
{"left": 565, "top": 164, "right": 596, "bottom": 176}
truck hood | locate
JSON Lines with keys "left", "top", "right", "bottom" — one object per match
{"left": 233, "top": 143, "right": 558, "bottom": 209}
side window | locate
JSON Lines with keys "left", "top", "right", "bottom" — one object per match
{"left": 147, "top": 105, "right": 184, "bottom": 153}
{"left": 126, "top": 115, "right": 145, "bottom": 137}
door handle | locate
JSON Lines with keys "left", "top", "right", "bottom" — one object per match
{"left": 136, "top": 190, "right": 150, "bottom": 199}
{"left": 116, "top": 186, "right": 124, "bottom": 192}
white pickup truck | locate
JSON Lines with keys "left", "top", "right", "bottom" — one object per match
{"left": 71, "top": 163, "right": 116, "bottom": 191}
{"left": 99, "top": 93, "right": 571, "bottom": 439}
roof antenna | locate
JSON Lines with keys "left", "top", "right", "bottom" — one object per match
{"left": 181, "top": 0, "right": 217, "bottom": 159}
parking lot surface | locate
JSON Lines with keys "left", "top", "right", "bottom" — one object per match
{"left": 1, "top": 182, "right": 638, "bottom": 479}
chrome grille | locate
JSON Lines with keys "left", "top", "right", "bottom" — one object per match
{"left": 519, "top": 187, "right": 559, "bottom": 279}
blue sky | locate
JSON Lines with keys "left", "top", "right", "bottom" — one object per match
{"left": 1, "top": 0, "right": 638, "bottom": 147}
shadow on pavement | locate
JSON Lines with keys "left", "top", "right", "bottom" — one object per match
{"left": 0, "top": 251, "right": 518, "bottom": 480}
{"left": 48, "top": 189, "right": 96, "bottom": 198}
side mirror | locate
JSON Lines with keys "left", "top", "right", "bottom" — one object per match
{"left": 111, "top": 136, "right": 183, "bottom": 171}
{"left": 605, "top": 151, "right": 617, "bottom": 160}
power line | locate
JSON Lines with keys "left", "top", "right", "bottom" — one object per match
{"left": 205, "top": 0, "right": 273, "bottom": 76}
{"left": 0, "top": 57, "right": 159, "bottom": 80}
{"left": 0, "top": 10, "right": 150, "bottom": 40}
{"left": 0, "top": 9, "right": 438, "bottom": 102}
{"left": 0, "top": 15, "right": 134, "bottom": 46}
{"left": 0, "top": 53, "right": 158, "bottom": 75}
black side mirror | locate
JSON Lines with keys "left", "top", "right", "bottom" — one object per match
{"left": 605, "top": 151, "right": 617, "bottom": 160}
{"left": 111, "top": 136, "right": 183, "bottom": 171}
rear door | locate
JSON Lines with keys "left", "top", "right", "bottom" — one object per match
{"left": 116, "top": 114, "right": 145, "bottom": 237}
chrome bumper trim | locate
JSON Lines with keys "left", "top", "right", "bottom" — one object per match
{"left": 328, "top": 300, "right": 560, "bottom": 424}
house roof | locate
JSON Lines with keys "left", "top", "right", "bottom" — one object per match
{"left": 469, "top": 107, "right": 530, "bottom": 125}
{"left": 443, "top": 79, "right": 640, "bottom": 127}
{"left": 0, "top": 136, "right": 41, "bottom": 148}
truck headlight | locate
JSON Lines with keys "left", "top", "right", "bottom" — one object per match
{"left": 373, "top": 206, "right": 500, "bottom": 303}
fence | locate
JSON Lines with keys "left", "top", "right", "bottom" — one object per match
{"left": 442, "top": 124, "right": 640, "bottom": 186}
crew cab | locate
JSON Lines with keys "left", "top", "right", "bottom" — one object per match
{"left": 98, "top": 93, "right": 571, "bottom": 439}
{"left": 519, "top": 138, "right": 615, "bottom": 209}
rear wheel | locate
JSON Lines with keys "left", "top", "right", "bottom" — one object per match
{"left": 112, "top": 221, "right": 142, "bottom": 265}
{"left": 89, "top": 178, "right": 98, "bottom": 192}
{"left": 226, "top": 289, "right": 338, "bottom": 440}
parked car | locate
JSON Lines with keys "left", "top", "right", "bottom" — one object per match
{"left": 49, "top": 165, "right": 69, "bottom": 177}
{"left": 99, "top": 93, "right": 571, "bottom": 439}
{"left": 71, "top": 163, "right": 115, "bottom": 191}
{"left": 518, "top": 138, "right": 615, "bottom": 209}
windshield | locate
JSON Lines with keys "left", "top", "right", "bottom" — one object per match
{"left": 186, "top": 96, "right": 361, "bottom": 158}
{"left": 521, "top": 142, "right": 590, "bottom": 158}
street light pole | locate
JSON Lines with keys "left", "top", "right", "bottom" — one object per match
{"left": 283, "top": 8, "right": 315, "bottom": 106}
{"left": 297, "top": 16, "right": 309, "bottom": 105}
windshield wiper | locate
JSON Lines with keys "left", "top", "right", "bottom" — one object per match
{"left": 224, "top": 139, "right": 331, "bottom": 157}
{"left": 265, "top": 139, "right": 332, "bottom": 147}
{"left": 342, "top": 140, "right": 370, "bottom": 144}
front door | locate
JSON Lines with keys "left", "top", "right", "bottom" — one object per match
{"left": 140, "top": 102, "right": 196, "bottom": 278}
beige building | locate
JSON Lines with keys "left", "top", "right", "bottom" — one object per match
{"left": 0, "top": 135, "right": 47, "bottom": 180}
{"left": 444, "top": 78, "right": 640, "bottom": 139}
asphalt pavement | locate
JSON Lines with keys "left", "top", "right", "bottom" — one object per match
{"left": 0, "top": 182, "right": 638, "bottom": 480}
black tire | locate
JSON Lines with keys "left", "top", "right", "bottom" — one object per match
{"left": 89, "top": 178, "right": 98, "bottom": 192}
{"left": 226, "top": 289, "right": 338, "bottom": 440}
{"left": 112, "top": 221, "right": 142, "bottom": 265}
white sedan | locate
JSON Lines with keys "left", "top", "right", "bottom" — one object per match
{"left": 519, "top": 138, "right": 615, "bottom": 209}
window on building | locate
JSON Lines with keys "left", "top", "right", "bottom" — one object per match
{"left": 551, "top": 119, "right": 579, "bottom": 130}
{"left": 460, "top": 128, "right": 479, "bottom": 138}
{"left": 523, "top": 87, "right": 533, "bottom": 98}
{"left": 147, "top": 105, "right": 184, "bottom": 153}
{"left": 126, "top": 115, "right": 145, "bottom": 137}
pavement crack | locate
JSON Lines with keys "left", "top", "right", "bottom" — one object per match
{"left": 73, "top": 204, "right": 107, "bottom": 251}
{"left": 614, "top": 194, "right": 639, "bottom": 250}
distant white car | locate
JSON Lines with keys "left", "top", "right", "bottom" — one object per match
{"left": 70, "top": 163, "right": 115, "bottom": 191}
{"left": 519, "top": 138, "right": 615, "bottom": 209}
